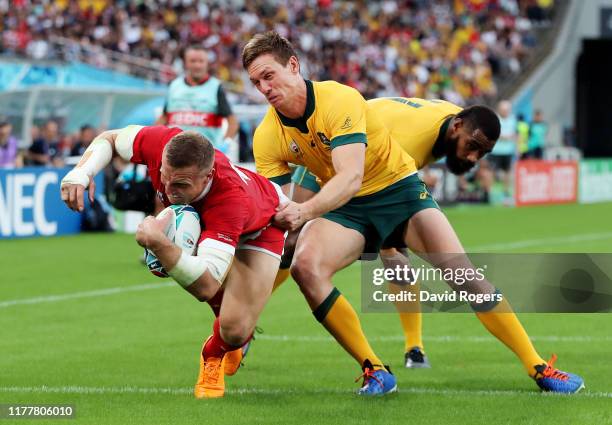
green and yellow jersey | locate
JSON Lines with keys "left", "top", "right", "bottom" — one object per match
{"left": 369, "top": 97, "right": 463, "bottom": 168}
{"left": 253, "top": 80, "right": 417, "bottom": 197}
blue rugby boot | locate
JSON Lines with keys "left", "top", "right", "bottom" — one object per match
{"left": 533, "top": 354, "right": 585, "bottom": 393}
{"left": 356, "top": 360, "right": 397, "bottom": 396}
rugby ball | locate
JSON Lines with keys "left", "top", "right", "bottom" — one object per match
{"left": 145, "top": 204, "right": 201, "bottom": 278}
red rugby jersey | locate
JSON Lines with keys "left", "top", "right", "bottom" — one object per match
{"left": 129, "top": 125, "right": 281, "bottom": 252}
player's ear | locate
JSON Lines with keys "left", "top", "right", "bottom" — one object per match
{"left": 453, "top": 117, "right": 464, "bottom": 132}
{"left": 289, "top": 56, "right": 300, "bottom": 74}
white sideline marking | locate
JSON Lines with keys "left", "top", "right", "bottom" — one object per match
{"left": 255, "top": 334, "right": 612, "bottom": 344}
{"left": 0, "top": 282, "right": 173, "bottom": 309}
{"left": 466, "top": 232, "right": 612, "bottom": 252}
{"left": 0, "top": 385, "right": 609, "bottom": 399}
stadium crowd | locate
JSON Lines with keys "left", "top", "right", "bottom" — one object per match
{"left": 1, "top": 0, "right": 554, "bottom": 105}
{"left": 0, "top": 118, "right": 97, "bottom": 168}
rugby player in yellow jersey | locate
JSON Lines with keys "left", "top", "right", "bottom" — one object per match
{"left": 285, "top": 97, "right": 489, "bottom": 368}
{"left": 243, "top": 31, "right": 584, "bottom": 395}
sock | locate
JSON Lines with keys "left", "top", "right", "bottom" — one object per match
{"left": 206, "top": 288, "right": 224, "bottom": 317}
{"left": 313, "top": 288, "right": 384, "bottom": 369}
{"left": 272, "top": 267, "right": 291, "bottom": 292}
{"left": 203, "top": 317, "right": 247, "bottom": 360}
{"left": 390, "top": 281, "right": 424, "bottom": 352}
{"left": 475, "top": 297, "right": 545, "bottom": 376}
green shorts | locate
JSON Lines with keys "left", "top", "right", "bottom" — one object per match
{"left": 322, "top": 174, "right": 439, "bottom": 254}
{"left": 291, "top": 166, "right": 321, "bottom": 193}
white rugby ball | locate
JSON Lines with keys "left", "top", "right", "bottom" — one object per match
{"left": 145, "top": 204, "right": 201, "bottom": 278}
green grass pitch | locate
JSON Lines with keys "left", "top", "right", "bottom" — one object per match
{"left": 1, "top": 202, "right": 611, "bottom": 424}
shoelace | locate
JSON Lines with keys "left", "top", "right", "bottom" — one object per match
{"left": 540, "top": 354, "right": 569, "bottom": 381}
{"left": 204, "top": 359, "right": 222, "bottom": 385}
{"left": 354, "top": 368, "right": 383, "bottom": 389}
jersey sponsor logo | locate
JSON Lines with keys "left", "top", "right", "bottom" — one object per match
{"left": 217, "top": 233, "right": 233, "bottom": 243}
{"left": 390, "top": 98, "right": 423, "bottom": 108}
{"left": 340, "top": 116, "right": 352, "bottom": 129}
{"left": 317, "top": 132, "right": 331, "bottom": 147}
{"left": 289, "top": 140, "right": 303, "bottom": 157}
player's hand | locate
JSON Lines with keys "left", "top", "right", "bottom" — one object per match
{"left": 274, "top": 201, "right": 309, "bottom": 231}
{"left": 60, "top": 169, "right": 95, "bottom": 212}
{"left": 135, "top": 214, "right": 171, "bottom": 251}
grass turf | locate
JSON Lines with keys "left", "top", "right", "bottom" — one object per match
{"left": 0, "top": 201, "right": 611, "bottom": 424}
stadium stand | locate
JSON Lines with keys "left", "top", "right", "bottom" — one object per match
{"left": 1, "top": 0, "right": 555, "bottom": 105}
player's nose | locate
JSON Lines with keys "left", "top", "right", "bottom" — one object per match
{"left": 467, "top": 152, "right": 479, "bottom": 162}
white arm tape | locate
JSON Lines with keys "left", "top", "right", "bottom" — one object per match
{"left": 168, "top": 245, "right": 233, "bottom": 288}
{"left": 60, "top": 137, "right": 113, "bottom": 188}
{"left": 115, "top": 125, "right": 144, "bottom": 161}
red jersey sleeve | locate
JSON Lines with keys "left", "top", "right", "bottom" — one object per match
{"left": 130, "top": 125, "right": 183, "bottom": 166}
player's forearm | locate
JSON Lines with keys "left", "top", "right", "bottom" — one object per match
{"left": 149, "top": 237, "right": 182, "bottom": 272}
{"left": 301, "top": 169, "right": 362, "bottom": 219}
{"left": 62, "top": 130, "right": 119, "bottom": 187}
{"left": 167, "top": 244, "right": 232, "bottom": 298}
{"left": 225, "top": 115, "right": 239, "bottom": 139}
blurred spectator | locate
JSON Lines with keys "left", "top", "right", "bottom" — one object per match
{"left": 525, "top": 0, "right": 553, "bottom": 26}
{"left": 0, "top": 120, "right": 21, "bottom": 168}
{"left": 526, "top": 109, "right": 547, "bottom": 158}
{"left": 158, "top": 45, "right": 238, "bottom": 153}
{"left": 70, "top": 124, "right": 96, "bottom": 157}
{"left": 25, "top": 120, "right": 62, "bottom": 167}
{"left": 1, "top": 0, "right": 552, "bottom": 106}
{"left": 489, "top": 100, "right": 517, "bottom": 196}
{"left": 517, "top": 113, "right": 530, "bottom": 158}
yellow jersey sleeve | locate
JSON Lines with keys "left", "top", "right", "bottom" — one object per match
{"left": 253, "top": 108, "right": 292, "bottom": 185}
{"left": 323, "top": 85, "right": 368, "bottom": 149}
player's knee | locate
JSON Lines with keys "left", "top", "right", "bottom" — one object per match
{"left": 290, "top": 252, "right": 321, "bottom": 287}
{"left": 219, "top": 320, "right": 251, "bottom": 346}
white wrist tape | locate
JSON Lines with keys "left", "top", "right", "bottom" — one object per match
{"left": 168, "top": 252, "right": 209, "bottom": 288}
{"left": 61, "top": 167, "right": 90, "bottom": 188}
{"left": 80, "top": 137, "right": 113, "bottom": 176}
{"left": 61, "top": 137, "right": 113, "bottom": 188}
{"left": 168, "top": 246, "right": 233, "bottom": 288}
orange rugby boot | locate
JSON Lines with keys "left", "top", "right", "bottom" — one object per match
{"left": 223, "top": 347, "right": 243, "bottom": 376}
{"left": 194, "top": 338, "right": 226, "bottom": 399}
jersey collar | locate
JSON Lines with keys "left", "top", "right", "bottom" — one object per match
{"left": 276, "top": 79, "right": 315, "bottom": 134}
{"left": 432, "top": 116, "right": 453, "bottom": 159}
{"left": 192, "top": 176, "right": 214, "bottom": 203}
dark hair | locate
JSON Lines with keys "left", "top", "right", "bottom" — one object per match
{"left": 456, "top": 105, "right": 500, "bottom": 148}
{"left": 242, "top": 31, "right": 298, "bottom": 70}
{"left": 165, "top": 131, "right": 214, "bottom": 171}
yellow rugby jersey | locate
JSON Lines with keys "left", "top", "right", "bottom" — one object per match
{"left": 368, "top": 97, "right": 463, "bottom": 169}
{"left": 253, "top": 80, "right": 417, "bottom": 197}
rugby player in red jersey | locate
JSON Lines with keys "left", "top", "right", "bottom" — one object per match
{"left": 60, "top": 125, "right": 287, "bottom": 398}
